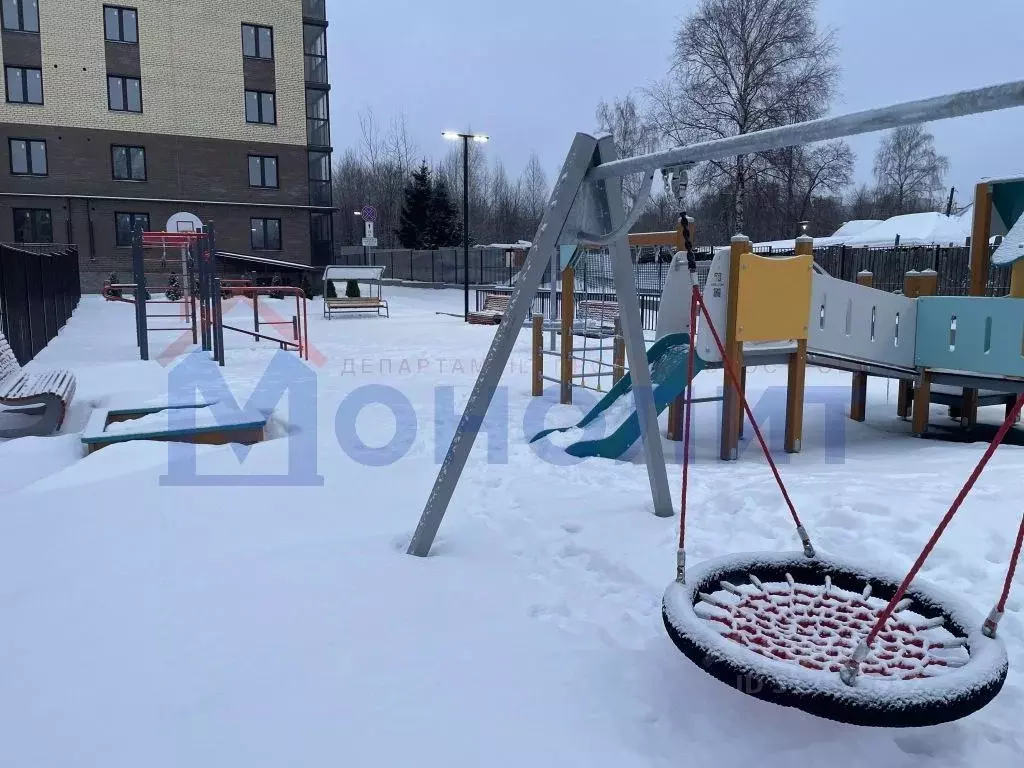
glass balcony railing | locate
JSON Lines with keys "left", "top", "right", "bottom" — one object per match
{"left": 309, "top": 180, "right": 332, "bottom": 207}
{"left": 307, "top": 118, "right": 331, "bottom": 148}
{"left": 302, "top": 0, "right": 326, "bottom": 21}
{"left": 305, "top": 54, "right": 329, "bottom": 85}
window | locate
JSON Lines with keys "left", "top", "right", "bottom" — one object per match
{"left": 251, "top": 218, "right": 281, "bottom": 250}
{"left": 5, "top": 66, "right": 43, "bottom": 104}
{"left": 13, "top": 208, "right": 52, "bottom": 243}
{"left": 112, "top": 145, "right": 146, "bottom": 181}
{"left": 245, "top": 90, "right": 276, "bottom": 124}
{"left": 248, "top": 155, "right": 278, "bottom": 188}
{"left": 9, "top": 138, "right": 46, "bottom": 176}
{"left": 242, "top": 24, "right": 273, "bottom": 59}
{"left": 1, "top": 0, "right": 39, "bottom": 32}
{"left": 104, "top": 5, "right": 138, "bottom": 43}
{"left": 115, "top": 212, "right": 150, "bottom": 247}
{"left": 108, "top": 75, "right": 142, "bottom": 112}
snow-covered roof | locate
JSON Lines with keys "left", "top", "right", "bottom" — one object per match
{"left": 842, "top": 212, "right": 970, "bottom": 248}
{"left": 831, "top": 220, "right": 885, "bottom": 238}
{"left": 478, "top": 240, "right": 532, "bottom": 250}
{"left": 323, "top": 266, "right": 386, "bottom": 282}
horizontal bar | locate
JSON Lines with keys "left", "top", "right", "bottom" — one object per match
{"left": 588, "top": 80, "right": 1024, "bottom": 181}
{"left": 541, "top": 376, "right": 562, "bottom": 385}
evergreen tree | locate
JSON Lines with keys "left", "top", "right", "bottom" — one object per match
{"left": 396, "top": 162, "right": 433, "bottom": 248}
{"left": 165, "top": 273, "right": 183, "bottom": 302}
{"left": 345, "top": 280, "right": 361, "bottom": 298}
{"left": 426, "top": 176, "right": 463, "bottom": 248}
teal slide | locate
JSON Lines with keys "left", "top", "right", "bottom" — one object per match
{"left": 530, "top": 332, "right": 705, "bottom": 459}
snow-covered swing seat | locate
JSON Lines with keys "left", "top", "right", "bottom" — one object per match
{"left": 661, "top": 220, "right": 1018, "bottom": 728}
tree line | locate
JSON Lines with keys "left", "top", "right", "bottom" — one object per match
{"left": 333, "top": 110, "right": 550, "bottom": 250}
{"left": 601, "top": 0, "right": 953, "bottom": 245}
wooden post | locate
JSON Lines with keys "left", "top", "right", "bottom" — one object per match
{"left": 783, "top": 235, "right": 814, "bottom": 453}
{"left": 850, "top": 271, "right": 873, "bottom": 422}
{"left": 612, "top": 318, "right": 625, "bottom": 386}
{"left": 912, "top": 370, "right": 933, "bottom": 437}
{"left": 969, "top": 182, "right": 993, "bottom": 297}
{"left": 898, "top": 270, "right": 938, "bottom": 419}
{"left": 532, "top": 313, "right": 543, "bottom": 397}
{"left": 786, "top": 339, "right": 808, "bottom": 453}
{"left": 720, "top": 235, "right": 749, "bottom": 461}
{"left": 560, "top": 266, "right": 574, "bottom": 405}
{"left": 1011, "top": 261, "right": 1024, "bottom": 299}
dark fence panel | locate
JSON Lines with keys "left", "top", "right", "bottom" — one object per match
{"left": 0, "top": 244, "right": 82, "bottom": 365}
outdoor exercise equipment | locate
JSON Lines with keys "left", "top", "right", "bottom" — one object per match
{"left": 104, "top": 224, "right": 309, "bottom": 365}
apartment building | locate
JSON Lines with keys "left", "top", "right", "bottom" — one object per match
{"left": 0, "top": 0, "right": 334, "bottom": 290}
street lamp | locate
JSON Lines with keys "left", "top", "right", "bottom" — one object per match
{"left": 353, "top": 211, "right": 367, "bottom": 264}
{"left": 443, "top": 130, "right": 489, "bottom": 320}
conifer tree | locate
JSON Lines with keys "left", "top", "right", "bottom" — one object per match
{"left": 396, "top": 162, "right": 433, "bottom": 248}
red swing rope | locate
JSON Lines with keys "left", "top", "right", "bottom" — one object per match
{"left": 845, "top": 393, "right": 1024, "bottom": 676}
{"left": 675, "top": 215, "right": 811, "bottom": 557}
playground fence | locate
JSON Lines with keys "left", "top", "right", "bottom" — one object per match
{"left": 0, "top": 243, "right": 82, "bottom": 365}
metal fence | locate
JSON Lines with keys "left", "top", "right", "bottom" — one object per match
{"left": 335, "top": 246, "right": 523, "bottom": 286}
{"left": 0, "top": 243, "right": 82, "bottom": 365}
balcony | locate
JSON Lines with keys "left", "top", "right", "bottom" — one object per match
{"left": 305, "top": 54, "right": 329, "bottom": 86}
{"left": 307, "top": 118, "right": 331, "bottom": 148}
{"left": 302, "top": 0, "right": 327, "bottom": 23}
{"left": 309, "top": 180, "right": 332, "bottom": 207}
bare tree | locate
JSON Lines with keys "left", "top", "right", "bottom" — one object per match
{"left": 647, "top": 0, "right": 839, "bottom": 233}
{"left": 596, "top": 93, "right": 660, "bottom": 206}
{"left": 872, "top": 124, "right": 950, "bottom": 215}
{"left": 519, "top": 152, "right": 550, "bottom": 234}
{"left": 764, "top": 140, "right": 855, "bottom": 234}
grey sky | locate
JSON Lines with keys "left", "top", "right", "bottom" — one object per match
{"left": 328, "top": 0, "right": 1024, "bottom": 209}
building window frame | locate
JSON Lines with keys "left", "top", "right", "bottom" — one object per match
{"left": 12, "top": 207, "right": 53, "bottom": 244}
{"left": 1, "top": 0, "right": 40, "bottom": 33}
{"left": 111, "top": 144, "right": 146, "bottom": 181}
{"left": 103, "top": 5, "right": 139, "bottom": 44}
{"left": 248, "top": 154, "right": 278, "bottom": 189}
{"left": 8, "top": 137, "right": 47, "bottom": 176}
{"left": 114, "top": 211, "right": 151, "bottom": 247}
{"left": 244, "top": 90, "right": 276, "bottom": 125}
{"left": 250, "top": 217, "right": 282, "bottom": 251}
{"left": 4, "top": 65, "right": 43, "bottom": 104}
{"left": 108, "top": 74, "right": 142, "bottom": 113}
{"left": 241, "top": 23, "right": 274, "bottom": 60}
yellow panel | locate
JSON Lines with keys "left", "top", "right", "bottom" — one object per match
{"left": 734, "top": 253, "right": 814, "bottom": 342}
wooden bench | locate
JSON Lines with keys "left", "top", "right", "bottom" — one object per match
{"left": 324, "top": 296, "right": 390, "bottom": 319}
{"left": 576, "top": 300, "right": 620, "bottom": 337}
{"left": 0, "top": 330, "right": 77, "bottom": 438}
{"left": 468, "top": 293, "right": 511, "bottom": 325}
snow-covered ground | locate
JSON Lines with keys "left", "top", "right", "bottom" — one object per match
{"left": 1, "top": 288, "right": 1023, "bottom": 767}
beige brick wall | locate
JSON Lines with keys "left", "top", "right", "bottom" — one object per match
{"left": 0, "top": 0, "right": 306, "bottom": 146}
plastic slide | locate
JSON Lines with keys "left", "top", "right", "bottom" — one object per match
{"left": 531, "top": 333, "right": 705, "bottom": 459}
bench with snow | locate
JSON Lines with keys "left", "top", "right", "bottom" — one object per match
{"left": 468, "top": 293, "right": 511, "bottom": 325}
{"left": 0, "top": 330, "right": 76, "bottom": 439}
{"left": 324, "top": 296, "right": 390, "bottom": 318}
{"left": 575, "top": 300, "right": 620, "bottom": 338}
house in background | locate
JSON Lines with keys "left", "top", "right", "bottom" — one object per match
{"left": 0, "top": 0, "right": 335, "bottom": 291}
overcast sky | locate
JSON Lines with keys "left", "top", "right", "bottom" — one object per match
{"left": 327, "top": 0, "right": 1024, "bottom": 208}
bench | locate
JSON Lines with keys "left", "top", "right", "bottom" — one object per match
{"left": 575, "top": 300, "right": 620, "bottom": 337}
{"left": 468, "top": 293, "right": 511, "bottom": 325}
{"left": 0, "top": 330, "right": 77, "bottom": 438}
{"left": 324, "top": 296, "right": 390, "bottom": 319}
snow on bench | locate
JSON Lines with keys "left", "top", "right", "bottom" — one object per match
{"left": 0, "top": 330, "right": 77, "bottom": 438}
{"left": 468, "top": 294, "right": 511, "bottom": 325}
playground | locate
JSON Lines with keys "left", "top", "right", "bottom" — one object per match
{"left": 2, "top": 82, "right": 1024, "bottom": 766}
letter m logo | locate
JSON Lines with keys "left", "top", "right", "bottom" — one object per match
{"left": 160, "top": 351, "right": 324, "bottom": 486}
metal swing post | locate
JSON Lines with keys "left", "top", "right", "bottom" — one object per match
{"left": 409, "top": 134, "right": 611, "bottom": 557}
{"left": 593, "top": 135, "right": 674, "bottom": 517}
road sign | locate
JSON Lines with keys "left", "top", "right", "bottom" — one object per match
{"left": 365, "top": 221, "right": 375, "bottom": 239}
{"left": 362, "top": 237, "right": 379, "bottom": 247}
{"left": 361, "top": 205, "right": 377, "bottom": 223}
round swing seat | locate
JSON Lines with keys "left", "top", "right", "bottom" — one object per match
{"left": 663, "top": 551, "right": 1008, "bottom": 727}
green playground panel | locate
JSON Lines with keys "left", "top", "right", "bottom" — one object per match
{"left": 915, "top": 296, "right": 1024, "bottom": 378}
{"left": 992, "top": 178, "right": 1024, "bottom": 233}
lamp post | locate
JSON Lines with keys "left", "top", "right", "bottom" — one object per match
{"left": 443, "top": 130, "right": 489, "bottom": 320}
{"left": 353, "top": 211, "right": 365, "bottom": 264}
